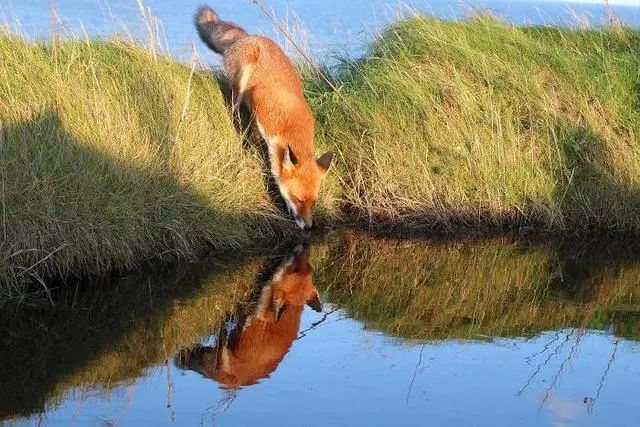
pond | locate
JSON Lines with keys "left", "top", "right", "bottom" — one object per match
{"left": 1, "top": 230, "right": 639, "bottom": 426}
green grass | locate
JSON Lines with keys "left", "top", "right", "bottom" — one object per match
{"left": 0, "top": 37, "right": 294, "bottom": 301}
{"left": 3, "top": 14, "right": 640, "bottom": 299}
{"left": 310, "top": 15, "right": 640, "bottom": 230}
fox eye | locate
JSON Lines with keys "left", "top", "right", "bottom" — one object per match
{"left": 293, "top": 196, "right": 303, "bottom": 205}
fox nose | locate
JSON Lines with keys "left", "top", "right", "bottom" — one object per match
{"left": 294, "top": 217, "right": 306, "bottom": 230}
{"left": 293, "top": 215, "right": 312, "bottom": 231}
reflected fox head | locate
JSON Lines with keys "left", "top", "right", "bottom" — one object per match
{"left": 278, "top": 146, "right": 334, "bottom": 231}
{"left": 176, "top": 244, "right": 321, "bottom": 389}
{"left": 264, "top": 243, "right": 321, "bottom": 321}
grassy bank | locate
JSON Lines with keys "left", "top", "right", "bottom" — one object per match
{"left": 311, "top": 15, "right": 640, "bottom": 230}
{"left": 3, "top": 14, "right": 640, "bottom": 298}
{"left": 0, "top": 36, "right": 295, "bottom": 301}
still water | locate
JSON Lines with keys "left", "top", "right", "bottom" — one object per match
{"left": 2, "top": 230, "right": 640, "bottom": 426}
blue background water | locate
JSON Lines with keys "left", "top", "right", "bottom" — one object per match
{"left": 1, "top": 0, "right": 639, "bottom": 60}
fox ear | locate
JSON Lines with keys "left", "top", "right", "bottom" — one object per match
{"left": 282, "top": 146, "right": 298, "bottom": 173}
{"left": 273, "top": 299, "right": 287, "bottom": 322}
{"left": 288, "top": 145, "right": 299, "bottom": 165}
{"left": 316, "top": 151, "right": 334, "bottom": 173}
{"left": 306, "top": 293, "right": 323, "bottom": 312}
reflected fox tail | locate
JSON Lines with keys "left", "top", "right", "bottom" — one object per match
{"left": 195, "top": 5, "right": 248, "bottom": 55}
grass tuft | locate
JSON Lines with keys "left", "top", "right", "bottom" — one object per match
{"left": 310, "top": 15, "right": 640, "bottom": 231}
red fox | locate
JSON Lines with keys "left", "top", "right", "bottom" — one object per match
{"left": 176, "top": 244, "right": 321, "bottom": 389}
{"left": 195, "top": 5, "right": 334, "bottom": 230}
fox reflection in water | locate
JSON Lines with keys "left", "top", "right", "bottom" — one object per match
{"left": 176, "top": 244, "right": 321, "bottom": 389}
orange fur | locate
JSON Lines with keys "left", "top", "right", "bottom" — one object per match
{"left": 195, "top": 6, "right": 333, "bottom": 229}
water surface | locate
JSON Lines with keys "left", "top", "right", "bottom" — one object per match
{"left": 2, "top": 231, "right": 640, "bottom": 426}
{"left": 1, "top": 0, "right": 638, "bottom": 59}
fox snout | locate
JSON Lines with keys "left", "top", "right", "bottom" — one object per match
{"left": 284, "top": 197, "right": 313, "bottom": 230}
{"left": 291, "top": 210, "right": 312, "bottom": 231}
{"left": 294, "top": 217, "right": 310, "bottom": 231}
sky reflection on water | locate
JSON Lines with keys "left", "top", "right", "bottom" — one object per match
{"left": 2, "top": 232, "right": 640, "bottom": 426}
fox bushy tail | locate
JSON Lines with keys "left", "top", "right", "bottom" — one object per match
{"left": 195, "top": 5, "right": 248, "bottom": 55}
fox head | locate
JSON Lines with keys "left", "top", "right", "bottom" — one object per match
{"left": 277, "top": 146, "right": 334, "bottom": 230}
